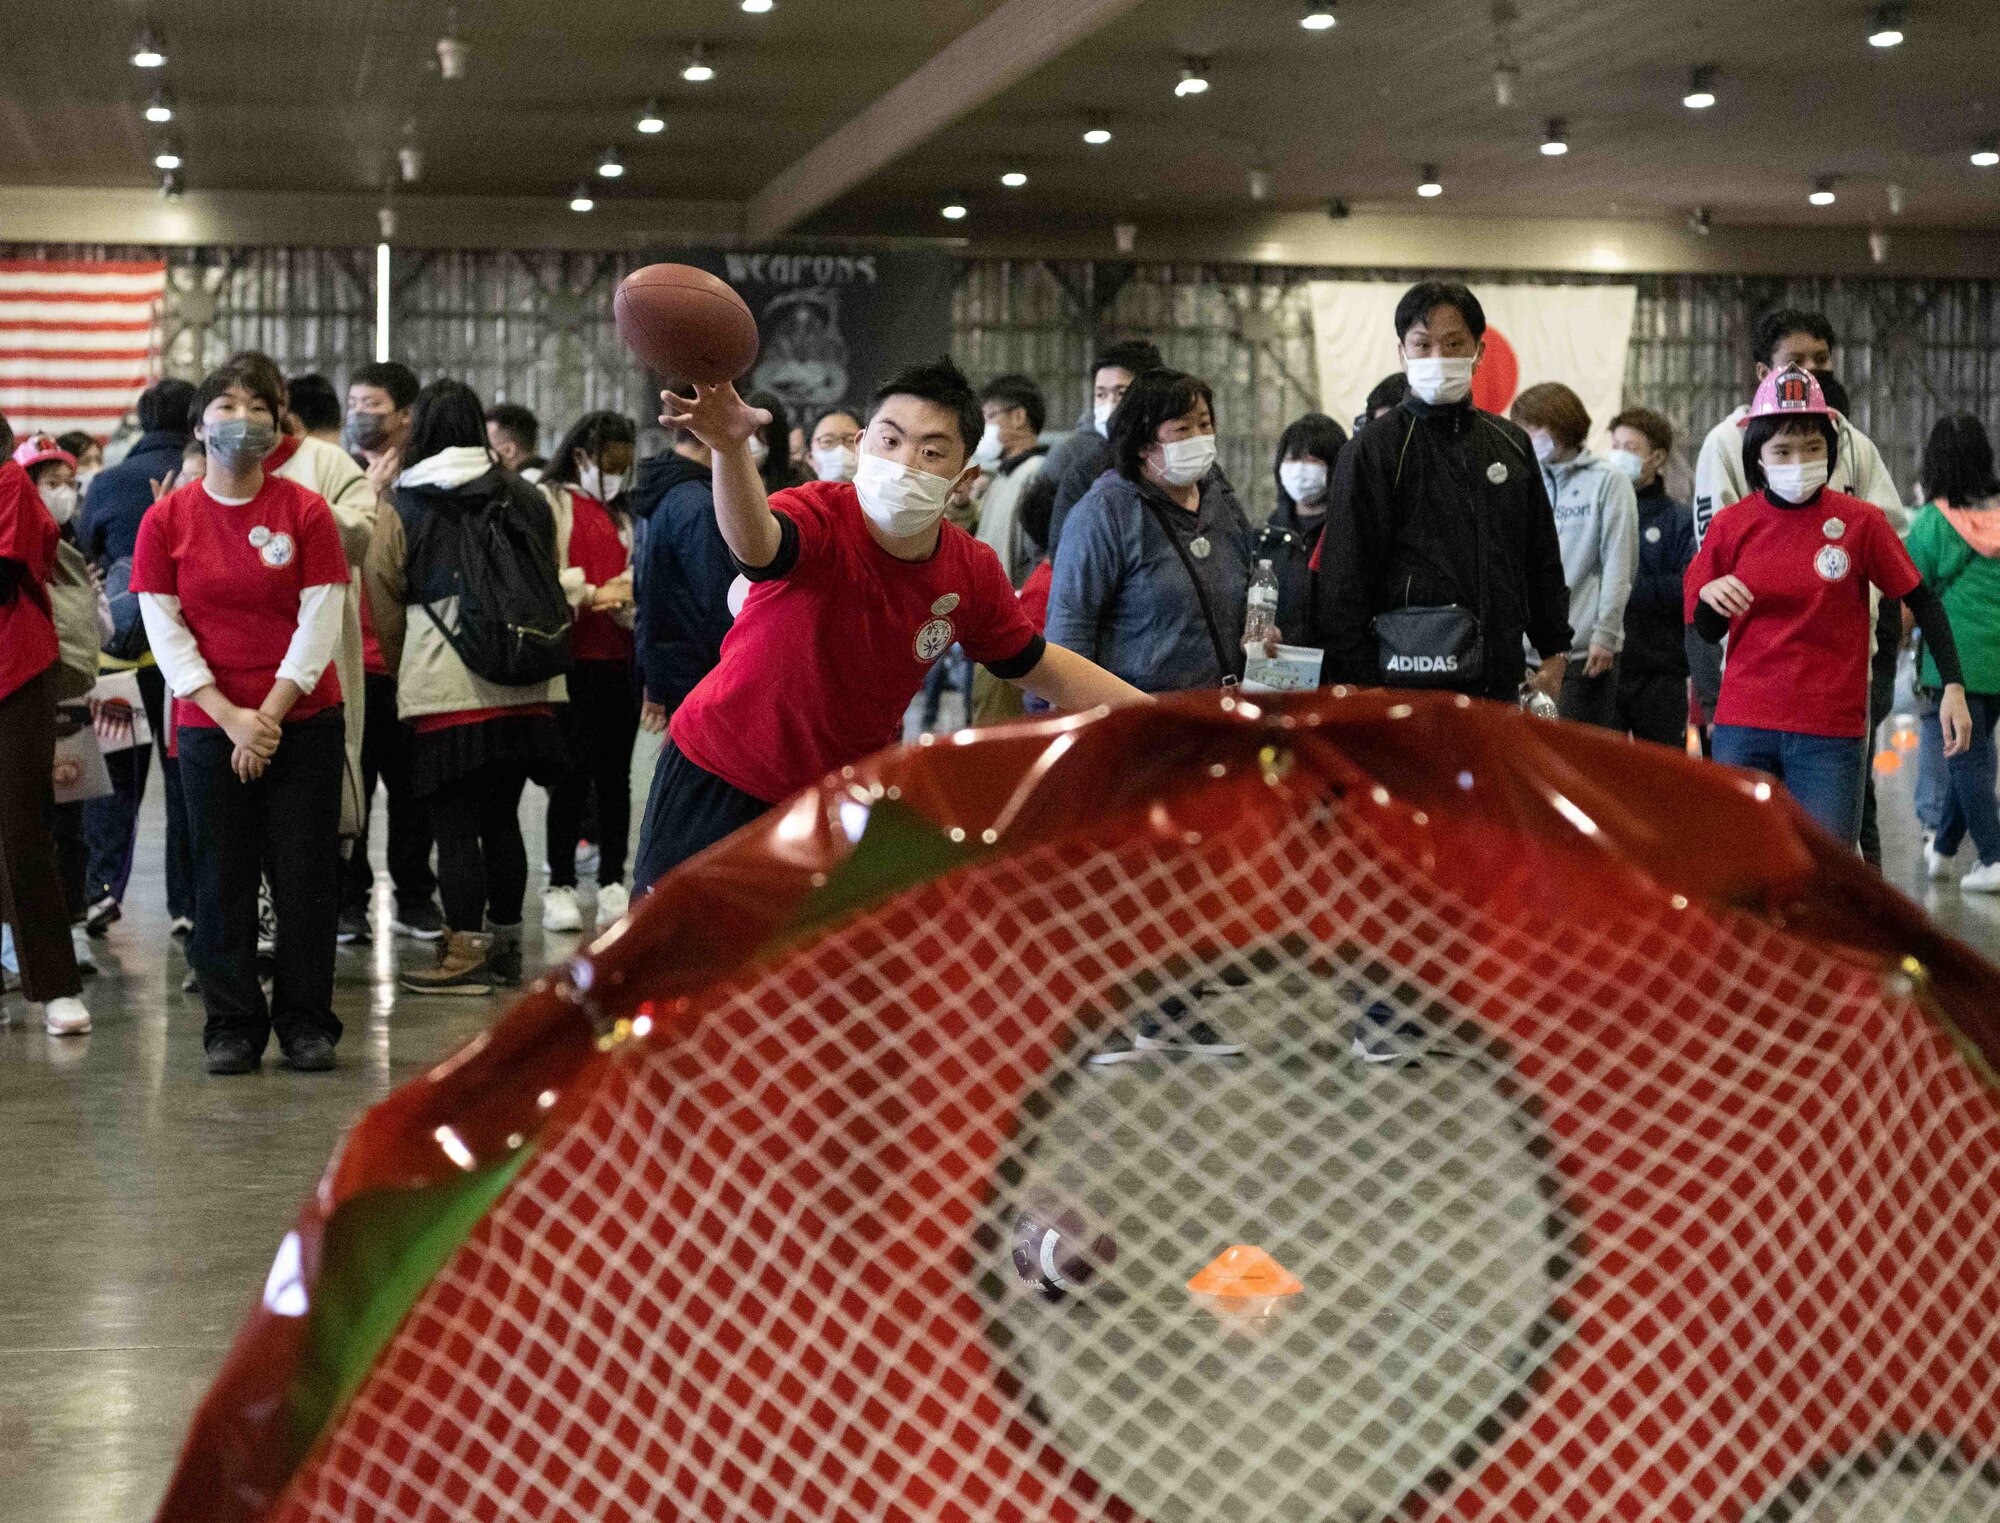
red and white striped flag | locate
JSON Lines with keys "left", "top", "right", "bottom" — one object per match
{"left": 0, "top": 258, "right": 166, "bottom": 440}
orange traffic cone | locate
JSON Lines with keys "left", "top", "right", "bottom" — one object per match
{"left": 1187, "top": 1245, "right": 1304, "bottom": 1298}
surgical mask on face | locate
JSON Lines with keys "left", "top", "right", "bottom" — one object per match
{"left": 1531, "top": 432, "right": 1559, "bottom": 465}
{"left": 975, "top": 420, "right": 1004, "bottom": 465}
{"left": 579, "top": 462, "right": 625, "bottom": 503}
{"left": 1608, "top": 449, "right": 1648, "bottom": 482}
{"left": 1764, "top": 460, "right": 1828, "bottom": 504}
{"left": 345, "top": 409, "right": 391, "bottom": 453}
{"left": 812, "top": 445, "right": 858, "bottom": 483}
{"left": 1404, "top": 356, "right": 1475, "bottom": 406}
{"left": 1279, "top": 460, "right": 1328, "bottom": 505}
{"left": 40, "top": 483, "right": 78, "bottom": 526}
{"left": 75, "top": 467, "right": 99, "bottom": 495}
{"left": 853, "top": 449, "right": 955, "bottom": 537}
{"left": 1093, "top": 400, "right": 1116, "bottom": 437}
{"left": 1155, "top": 433, "right": 1217, "bottom": 487}
{"left": 206, "top": 417, "right": 278, "bottom": 469}
{"left": 748, "top": 435, "right": 770, "bottom": 467}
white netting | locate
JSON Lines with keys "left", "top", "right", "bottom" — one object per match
{"left": 274, "top": 783, "right": 2000, "bottom": 1523}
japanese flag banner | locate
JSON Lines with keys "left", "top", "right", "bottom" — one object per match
{"left": 1309, "top": 280, "right": 1638, "bottom": 446}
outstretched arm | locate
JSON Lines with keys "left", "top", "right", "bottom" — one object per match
{"left": 658, "top": 382, "right": 779, "bottom": 569}
{"left": 1010, "top": 641, "right": 1152, "bottom": 711}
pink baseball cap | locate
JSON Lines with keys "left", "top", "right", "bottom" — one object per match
{"left": 1738, "top": 364, "right": 1835, "bottom": 427}
{"left": 10, "top": 433, "right": 76, "bottom": 472}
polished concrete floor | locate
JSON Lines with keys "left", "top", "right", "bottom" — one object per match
{"left": 1, "top": 737, "right": 1995, "bottom": 1523}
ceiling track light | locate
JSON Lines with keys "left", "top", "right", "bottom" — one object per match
{"left": 1175, "top": 58, "right": 1211, "bottom": 97}
{"left": 741, "top": 0, "right": 775, "bottom": 10}
{"left": 597, "top": 147, "right": 625, "bottom": 179}
{"left": 1683, "top": 65, "right": 1717, "bottom": 109}
{"left": 1809, "top": 176, "right": 1838, "bottom": 207}
{"left": 1868, "top": 2, "right": 1905, "bottom": 47}
{"left": 1540, "top": 118, "right": 1570, "bottom": 156}
{"left": 1416, "top": 164, "right": 1443, "bottom": 198}
{"left": 144, "top": 88, "right": 174, "bottom": 124}
{"left": 1300, "top": 1, "right": 1336, "bottom": 30}
{"left": 1000, "top": 171, "right": 1028, "bottom": 188}
{"left": 152, "top": 145, "right": 182, "bottom": 171}
{"left": 636, "top": 99, "right": 666, "bottom": 134}
{"left": 941, "top": 202, "right": 968, "bottom": 221}
{"left": 1972, "top": 141, "right": 2000, "bottom": 168}
{"left": 569, "top": 184, "right": 595, "bottom": 213}
{"left": 130, "top": 28, "right": 166, "bottom": 68}
{"left": 682, "top": 43, "right": 715, "bottom": 83}
{"left": 1081, "top": 118, "right": 1113, "bottom": 146}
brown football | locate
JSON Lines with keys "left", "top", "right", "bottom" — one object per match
{"left": 612, "top": 264, "right": 760, "bottom": 384}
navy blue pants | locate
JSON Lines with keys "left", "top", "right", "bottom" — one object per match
{"left": 634, "top": 739, "right": 771, "bottom": 892}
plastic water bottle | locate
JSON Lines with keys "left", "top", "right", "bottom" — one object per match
{"left": 1243, "top": 559, "right": 1279, "bottom": 649}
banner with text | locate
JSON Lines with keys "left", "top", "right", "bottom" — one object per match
{"left": 1308, "top": 281, "right": 1639, "bottom": 448}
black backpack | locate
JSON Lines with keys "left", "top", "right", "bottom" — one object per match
{"left": 410, "top": 476, "right": 574, "bottom": 687}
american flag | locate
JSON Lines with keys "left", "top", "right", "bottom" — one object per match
{"left": 0, "top": 258, "right": 166, "bottom": 440}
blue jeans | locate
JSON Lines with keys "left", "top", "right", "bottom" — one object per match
{"left": 1916, "top": 691, "right": 1949, "bottom": 835}
{"left": 1935, "top": 692, "right": 2000, "bottom": 865}
{"left": 1711, "top": 725, "right": 1867, "bottom": 845}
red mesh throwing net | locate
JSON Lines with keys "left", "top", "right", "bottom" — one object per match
{"left": 157, "top": 693, "right": 2000, "bottom": 1523}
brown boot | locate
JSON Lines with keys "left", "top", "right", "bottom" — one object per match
{"left": 398, "top": 931, "right": 494, "bottom": 996}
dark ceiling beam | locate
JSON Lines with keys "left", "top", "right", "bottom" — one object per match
{"left": 744, "top": 0, "right": 1147, "bottom": 241}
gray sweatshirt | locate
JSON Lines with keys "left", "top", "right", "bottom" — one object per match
{"left": 1541, "top": 449, "right": 1639, "bottom": 656}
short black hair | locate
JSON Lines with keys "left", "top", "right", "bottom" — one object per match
{"left": 1272, "top": 412, "right": 1348, "bottom": 505}
{"left": 980, "top": 373, "right": 1046, "bottom": 436}
{"left": 868, "top": 356, "right": 982, "bottom": 459}
{"left": 402, "top": 378, "right": 488, "bottom": 471}
{"left": 1394, "top": 280, "right": 1486, "bottom": 341}
{"left": 350, "top": 360, "right": 421, "bottom": 411}
{"left": 808, "top": 406, "right": 861, "bottom": 439}
{"left": 222, "top": 350, "right": 288, "bottom": 411}
{"left": 1364, "top": 372, "right": 1409, "bottom": 415}
{"left": 1608, "top": 406, "right": 1674, "bottom": 455}
{"left": 136, "top": 377, "right": 196, "bottom": 435}
{"left": 1090, "top": 339, "right": 1164, "bottom": 383}
{"left": 286, "top": 373, "right": 342, "bottom": 433}
{"left": 1742, "top": 414, "right": 1839, "bottom": 494}
{"left": 1110, "top": 368, "right": 1216, "bottom": 481}
{"left": 486, "top": 402, "right": 539, "bottom": 454}
{"left": 189, "top": 360, "right": 286, "bottom": 434}
{"left": 542, "top": 409, "right": 637, "bottom": 492}
{"left": 1752, "top": 308, "right": 1837, "bottom": 368}
{"left": 745, "top": 390, "right": 801, "bottom": 490}
{"left": 1811, "top": 366, "right": 1852, "bottom": 417}
{"left": 56, "top": 430, "right": 95, "bottom": 460}
{"left": 1922, "top": 414, "right": 2000, "bottom": 509}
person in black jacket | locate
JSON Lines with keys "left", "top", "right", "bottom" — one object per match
{"left": 1042, "top": 339, "right": 1166, "bottom": 558}
{"left": 78, "top": 377, "right": 195, "bottom": 567}
{"left": 630, "top": 426, "right": 734, "bottom": 735}
{"left": 1262, "top": 411, "right": 1347, "bottom": 645}
{"left": 1606, "top": 407, "right": 1694, "bottom": 747}
{"left": 1314, "top": 280, "right": 1572, "bottom": 702}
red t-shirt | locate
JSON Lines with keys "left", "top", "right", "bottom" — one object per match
{"left": 565, "top": 492, "right": 633, "bottom": 664}
{"left": 0, "top": 460, "right": 59, "bottom": 704}
{"left": 1685, "top": 487, "right": 1919, "bottom": 738}
{"left": 130, "top": 476, "right": 350, "bottom": 731}
{"left": 671, "top": 481, "right": 1041, "bottom": 802}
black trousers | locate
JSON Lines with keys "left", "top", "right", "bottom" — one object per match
{"left": 1557, "top": 661, "right": 1621, "bottom": 729}
{"left": 0, "top": 669, "right": 82, "bottom": 1002}
{"left": 431, "top": 762, "right": 530, "bottom": 933}
{"left": 1617, "top": 667, "right": 1689, "bottom": 749}
{"left": 634, "top": 738, "right": 772, "bottom": 891}
{"left": 546, "top": 659, "right": 641, "bottom": 889}
{"left": 179, "top": 709, "right": 345, "bottom": 1052}
{"left": 340, "top": 672, "right": 436, "bottom": 913}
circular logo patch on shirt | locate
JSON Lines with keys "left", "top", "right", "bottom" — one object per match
{"left": 1487, "top": 462, "right": 1509, "bottom": 485}
{"left": 1823, "top": 517, "right": 1846, "bottom": 540}
{"left": 259, "top": 532, "right": 295, "bottom": 569}
{"left": 914, "top": 617, "right": 955, "bottom": 662}
{"left": 1814, "top": 544, "right": 1851, "bottom": 582}
{"left": 931, "top": 593, "right": 961, "bottom": 616}
{"left": 1645, "top": 525, "right": 1662, "bottom": 544}
{"left": 1189, "top": 535, "right": 1212, "bottom": 560}
{"left": 726, "top": 574, "right": 750, "bottom": 618}
{"left": 248, "top": 525, "right": 272, "bottom": 548}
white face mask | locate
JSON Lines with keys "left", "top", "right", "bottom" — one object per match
{"left": 578, "top": 462, "right": 625, "bottom": 503}
{"left": 747, "top": 435, "right": 770, "bottom": 467}
{"left": 1531, "top": 432, "right": 1559, "bottom": 465}
{"left": 1404, "top": 355, "right": 1475, "bottom": 406}
{"left": 854, "top": 449, "right": 955, "bottom": 537}
{"left": 975, "top": 420, "right": 1004, "bottom": 465}
{"left": 1279, "top": 459, "right": 1328, "bottom": 505}
{"left": 1608, "top": 448, "right": 1648, "bottom": 482}
{"left": 812, "top": 445, "right": 858, "bottom": 483}
{"left": 1764, "top": 459, "right": 1829, "bottom": 504}
{"left": 75, "top": 467, "right": 100, "bottom": 495}
{"left": 41, "top": 483, "right": 78, "bottom": 526}
{"left": 1155, "top": 433, "right": 1217, "bottom": 487}
{"left": 1093, "top": 400, "right": 1116, "bottom": 437}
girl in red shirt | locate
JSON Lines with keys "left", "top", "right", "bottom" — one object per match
{"left": 131, "top": 361, "right": 350, "bottom": 1074}
{"left": 536, "top": 411, "right": 638, "bottom": 935}
{"left": 0, "top": 439, "right": 91, "bottom": 1037}
{"left": 1688, "top": 366, "right": 1971, "bottom": 845}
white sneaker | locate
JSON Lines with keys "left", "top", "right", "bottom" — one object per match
{"left": 43, "top": 996, "right": 91, "bottom": 1036}
{"left": 70, "top": 925, "right": 98, "bottom": 976}
{"left": 1926, "top": 834, "right": 1957, "bottom": 880}
{"left": 541, "top": 885, "right": 583, "bottom": 932}
{"left": 1961, "top": 861, "right": 2000, "bottom": 894}
{"left": 595, "top": 881, "right": 629, "bottom": 927}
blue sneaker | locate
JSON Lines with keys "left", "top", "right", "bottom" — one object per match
{"left": 1349, "top": 1001, "right": 1454, "bottom": 1066}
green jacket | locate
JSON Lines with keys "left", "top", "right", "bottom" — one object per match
{"left": 1907, "top": 502, "right": 2000, "bottom": 693}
